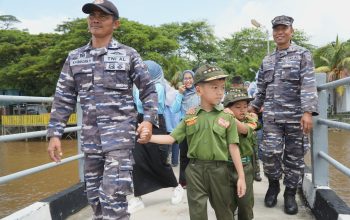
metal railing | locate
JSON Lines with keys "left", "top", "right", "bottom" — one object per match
{"left": 312, "top": 74, "right": 350, "bottom": 187}
{"left": 0, "top": 95, "right": 84, "bottom": 185}
{"left": 1, "top": 74, "right": 350, "bottom": 198}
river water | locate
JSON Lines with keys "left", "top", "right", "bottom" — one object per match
{"left": 0, "top": 140, "right": 79, "bottom": 218}
{"left": 0, "top": 131, "right": 349, "bottom": 218}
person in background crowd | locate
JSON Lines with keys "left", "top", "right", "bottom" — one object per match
{"left": 47, "top": 1, "right": 158, "bottom": 219}
{"left": 171, "top": 70, "right": 200, "bottom": 188}
{"left": 247, "top": 81, "right": 257, "bottom": 98}
{"left": 243, "top": 81, "right": 250, "bottom": 91}
{"left": 129, "top": 60, "right": 184, "bottom": 213}
{"left": 163, "top": 81, "right": 181, "bottom": 167}
{"left": 231, "top": 75, "right": 244, "bottom": 90}
{"left": 246, "top": 79, "right": 262, "bottom": 181}
{"left": 249, "top": 15, "right": 318, "bottom": 215}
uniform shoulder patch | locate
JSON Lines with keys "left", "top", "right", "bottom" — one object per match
{"left": 185, "top": 116, "right": 198, "bottom": 126}
{"left": 218, "top": 117, "right": 230, "bottom": 128}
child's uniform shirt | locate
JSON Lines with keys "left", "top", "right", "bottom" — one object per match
{"left": 229, "top": 113, "right": 259, "bottom": 162}
{"left": 171, "top": 105, "right": 239, "bottom": 161}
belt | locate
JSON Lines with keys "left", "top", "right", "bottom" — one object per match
{"left": 189, "top": 159, "right": 227, "bottom": 166}
{"left": 241, "top": 156, "right": 251, "bottom": 164}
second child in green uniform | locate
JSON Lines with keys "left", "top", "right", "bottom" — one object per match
{"left": 223, "top": 89, "right": 259, "bottom": 220}
{"left": 138, "top": 64, "right": 246, "bottom": 220}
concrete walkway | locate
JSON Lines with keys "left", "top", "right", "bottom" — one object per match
{"left": 68, "top": 165, "right": 315, "bottom": 220}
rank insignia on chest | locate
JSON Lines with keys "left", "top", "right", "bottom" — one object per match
{"left": 218, "top": 117, "right": 230, "bottom": 128}
{"left": 185, "top": 116, "right": 198, "bottom": 126}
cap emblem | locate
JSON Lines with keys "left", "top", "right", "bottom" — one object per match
{"left": 203, "top": 67, "right": 220, "bottom": 74}
{"left": 94, "top": 0, "right": 104, "bottom": 4}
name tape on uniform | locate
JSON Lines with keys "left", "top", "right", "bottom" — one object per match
{"left": 105, "top": 63, "right": 127, "bottom": 71}
{"left": 70, "top": 57, "right": 94, "bottom": 66}
{"left": 104, "top": 55, "right": 130, "bottom": 63}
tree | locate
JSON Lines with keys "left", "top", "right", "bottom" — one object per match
{"left": 160, "top": 21, "right": 218, "bottom": 65}
{"left": 313, "top": 36, "right": 350, "bottom": 114}
{"left": 0, "top": 15, "right": 20, "bottom": 30}
{"left": 0, "top": 18, "right": 185, "bottom": 96}
{"left": 314, "top": 36, "right": 350, "bottom": 82}
{"left": 217, "top": 28, "right": 268, "bottom": 81}
{"left": 292, "top": 29, "right": 315, "bottom": 52}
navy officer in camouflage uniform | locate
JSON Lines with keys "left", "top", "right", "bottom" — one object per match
{"left": 47, "top": 1, "right": 158, "bottom": 219}
{"left": 248, "top": 15, "right": 318, "bottom": 215}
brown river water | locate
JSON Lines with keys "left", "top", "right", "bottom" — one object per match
{"left": 0, "top": 131, "right": 349, "bottom": 218}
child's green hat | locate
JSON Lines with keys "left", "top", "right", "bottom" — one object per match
{"left": 223, "top": 88, "right": 253, "bottom": 107}
{"left": 194, "top": 64, "right": 228, "bottom": 85}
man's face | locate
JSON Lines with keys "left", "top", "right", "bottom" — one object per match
{"left": 228, "top": 100, "right": 249, "bottom": 121}
{"left": 196, "top": 79, "right": 226, "bottom": 106}
{"left": 272, "top": 25, "right": 293, "bottom": 48}
{"left": 87, "top": 8, "right": 119, "bottom": 38}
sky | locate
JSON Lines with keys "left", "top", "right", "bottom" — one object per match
{"left": 1, "top": 0, "right": 349, "bottom": 47}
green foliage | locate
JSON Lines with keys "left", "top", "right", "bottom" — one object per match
{"left": 292, "top": 29, "right": 315, "bottom": 52}
{"left": 217, "top": 28, "right": 268, "bottom": 81}
{"left": 312, "top": 36, "right": 350, "bottom": 113}
{"left": 115, "top": 18, "right": 179, "bottom": 58}
{"left": 0, "top": 15, "right": 326, "bottom": 97}
{"left": 313, "top": 36, "right": 350, "bottom": 74}
{"left": 160, "top": 21, "right": 218, "bottom": 65}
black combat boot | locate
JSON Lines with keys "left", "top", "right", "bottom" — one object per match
{"left": 264, "top": 179, "right": 280, "bottom": 207}
{"left": 284, "top": 187, "right": 298, "bottom": 215}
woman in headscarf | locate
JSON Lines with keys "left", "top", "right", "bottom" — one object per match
{"left": 129, "top": 60, "right": 184, "bottom": 213}
{"left": 163, "top": 80, "right": 181, "bottom": 167}
{"left": 171, "top": 69, "right": 200, "bottom": 188}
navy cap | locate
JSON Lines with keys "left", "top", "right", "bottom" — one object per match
{"left": 271, "top": 15, "right": 294, "bottom": 28}
{"left": 82, "top": 0, "right": 119, "bottom": 19}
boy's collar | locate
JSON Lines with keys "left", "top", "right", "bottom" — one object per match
{"left": 195, "top": 104, "right": 224, "bottom": 115}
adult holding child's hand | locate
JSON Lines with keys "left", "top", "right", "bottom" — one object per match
{"left": 136, "top": 121, "right": 153, "bottom": 143}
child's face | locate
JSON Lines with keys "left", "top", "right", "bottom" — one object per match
{"left": 196, "top": 79, "right": 225, "bottom": 106}
{"left": 228, "top": 100, "right": 249, "bottom": 121}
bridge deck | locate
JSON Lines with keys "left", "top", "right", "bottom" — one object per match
{"left": 68, "top": 166, "right": 315, "bottom": 220}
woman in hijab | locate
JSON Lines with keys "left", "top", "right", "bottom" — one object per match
{"left": 171, "top": 70, "right": 200, "bottom": 188}
{"left": 163, "top": 80, "right": 181, "bottom": 167}
{"left": 129, "top": 60, "right": 184, "bottom": 213}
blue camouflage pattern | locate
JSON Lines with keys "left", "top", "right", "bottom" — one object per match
{"left": 261, "top": 122, "right": 309, "bottom": 188}
{"left": 250, "top": 43, "right": 318, "bottom": 188}
{"left": 47, "top": 38, "right": 158, "bottom": 219}
{"left": 251, "top": 43, "right": 318, "bottom": 123}
{"left": 47, "top": 38, "right": 158, "bottom": 153}
{"left": 84, "top": 149, "right": 134, "bottom": 220}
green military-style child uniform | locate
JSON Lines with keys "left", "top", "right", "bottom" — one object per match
{"left": 224, "top": 89, "right": 257, "bottom": 220}
{"left": 171, "top": 105, "right": 239, "bottom": 220}
{"left": 171, "top": 64, "right": 240, "bottom": 220}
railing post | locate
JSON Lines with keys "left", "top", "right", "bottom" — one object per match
{"left": 76, "top": 101, "right": 84, "bottom": 182}
{"left": 312, "top": 73, "right": 329, "bottom": 187}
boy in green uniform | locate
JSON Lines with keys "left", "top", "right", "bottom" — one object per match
{"left": 223, "top": 89, "right": 259, "bottom": 220}
{"left": 138, "top": 64, "right": 246, "bottom": 220}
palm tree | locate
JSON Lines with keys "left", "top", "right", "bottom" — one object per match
{"left": 313, "top": 36, "right": 350, "bottom": 114}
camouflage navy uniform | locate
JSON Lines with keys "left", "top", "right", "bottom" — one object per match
{"left": 250, "top": 43, "right": 318, "bottom": 188}
{"left": 47, "top": 38, "right": 158, "bottom": 219}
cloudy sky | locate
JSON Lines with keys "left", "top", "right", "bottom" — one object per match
{"left": 1, "top": 0, "right": 349, "bottom": 47}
